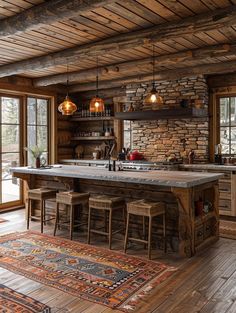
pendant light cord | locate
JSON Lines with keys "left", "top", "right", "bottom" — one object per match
{"left": 96, "top": 56, "right": 98, "bottom": 97}
{"left": 152, "top": 44, "right": 155, "bottom": 88}
{"left": 66, "top": 62, "right": 69, "bottom": 97}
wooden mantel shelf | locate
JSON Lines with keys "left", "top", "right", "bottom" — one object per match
{"left": 114, "top": 108, "right": 208, "bottom": 120}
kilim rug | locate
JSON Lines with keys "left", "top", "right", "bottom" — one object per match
{"left": 0, "top": 231, "right": 176, "bottom": 312}
{"left": 220, "top": 219, "right": 236, "bottom": 240}
{"left": 0, "top": 284, "right": 51, "bottom": 313}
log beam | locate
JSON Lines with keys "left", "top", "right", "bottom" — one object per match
{"left": 0, "top": 5, "right": 235, "bottom": 77}
{"left": 207, "top": 73, "right": 236, "bottom": 88}
{"left": 69, "top": 60, "right": 236, "bottom": 92}
{"left": 34, "top": 43, "right": 235, "bottom": 86}
{"left": 0, "top": 0, "right": 118, "bottom": 38}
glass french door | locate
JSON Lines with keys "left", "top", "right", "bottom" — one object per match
{"left": 0, "top": 96, "right": 22, "bottom": 209}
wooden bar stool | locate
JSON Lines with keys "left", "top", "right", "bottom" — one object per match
{"left": 27, "top": 188, "right": 57, "bottom": 233}
{"left": 88, "top": 195, "right": 125, "bottom": 249}
{"left": 54, "top": 191, "right": 89, "bottom": 240}
{"left": 124, "top": 199, "right": 166, "bottom": 259}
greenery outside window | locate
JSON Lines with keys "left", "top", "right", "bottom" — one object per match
{"left": 219, "top": 96, "right": 236, "bottom": 155}
{"left": 27, "top": 97, "right": 49, "bottom": 165}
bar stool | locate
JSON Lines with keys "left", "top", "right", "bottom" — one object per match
{"left": 54, "top": 191, "right": 89, "bottom": 240}
{"left": 27, "top": 188, "right": 57, "bottom": 233}
{"left": 124, "top": 199, "right": 166, "bottom": 259}
{"left": 88, "top": 195, "right": 125, "bottom": 249}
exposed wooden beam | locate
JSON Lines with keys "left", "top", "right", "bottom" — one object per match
{"left": 77, "top": 87, "right": 126, "bottom": 99}
{"left": 0, "top": 5, "right": 235, "bottom": 77}
{"left": 207, "top": 73, "right": 236, "bottom": 88}
{"left": 0, "top": 0, "right": 118, "bottom": 38}
{"left": 34, "top": 43, "right": 235, "bottom": 86}
{"left": 69, "top": 60, "right": 236, "bottom": 92}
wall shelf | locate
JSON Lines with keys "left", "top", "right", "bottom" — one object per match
{"left": 114, "top": 108, "right": 208, "bottom": 120}
{"left": 71, "top": 136, "right": 115, "bottom": 141}
{"left": 71, "top": 116, "right": 114, "bottom": 122}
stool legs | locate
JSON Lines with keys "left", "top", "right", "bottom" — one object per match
{"left": 148, "top": 216, "right": 152, "bottom": 260}
{"left": 87, "top": 206, "right": 92, "bottom": 244}
{"left": 108, "top": 210, "right": 112, "bottom": 249}
{"left": 54, "top": 202, "right": 60, "bottom": 236}
{"left": 163, "top": 212, "right": 167, "bottom": 253}
{"left": 27, "top": 199, "right": 31, "bottom": 230}
{"left": 40, "top": 200, "right": 44, "bottom": 233}
{"left": 124, "top": 213, "right": 130, "bottom": 253}
{"left": 70, "top": 205, "right": 74, "bottom": 240}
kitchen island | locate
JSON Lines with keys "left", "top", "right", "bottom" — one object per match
{"left": 11, "top": 165, "right": 223, "bottom": 258}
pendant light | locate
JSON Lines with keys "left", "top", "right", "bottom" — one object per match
{"left": 58, "top": 63, "right": 77, "bottom": 115}
{"left": 89, "top": 57, "right": 105, "bottom": 113}
{"left": 144, "top": 45, "right": 163, "bottom": 106}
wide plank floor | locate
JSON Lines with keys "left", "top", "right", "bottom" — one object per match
{"left": 1, "top": 209, "right": 236, "bottom": 313}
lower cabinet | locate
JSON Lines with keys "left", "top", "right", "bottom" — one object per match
{"left": 182, "top": 166, "right": 236, "bottom": 217}
{"left": 195, "top": 217, "right": 215, "bottom": 247}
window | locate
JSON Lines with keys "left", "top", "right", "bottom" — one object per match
{"left": 27, "top": 97, "right": 49, "bottom": 165}
{"left": 0, "top": 96, "right": 21, "bottom": 205}
{"left": 123, "top": 120, "right": 133, "bottom": 150}
{"left": 219, "top": 96, "right": 236, "bottom": 155}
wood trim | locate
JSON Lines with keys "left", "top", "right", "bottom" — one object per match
{"left": 0, "top": 82, "right": 58, "bottom": 98}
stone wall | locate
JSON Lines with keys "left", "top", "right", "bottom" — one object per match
{"left": 124, "top": 75, "right": 209, "bottom": 162}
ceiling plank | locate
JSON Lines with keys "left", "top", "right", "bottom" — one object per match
{"left": 0, "top": 0, "right": 118, "bottom": 38}
{"left": 68, "top": 59, "right": 236, "bottom": 92}
{"left": 0, "top": 5, "right": 235, "bottom": 77}
{"left": 33, "top": 43, "right": 236, "bottom": 86}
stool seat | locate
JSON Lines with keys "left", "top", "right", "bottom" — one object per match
{"left": 57, "top": 192, "right": 90, "bottom": 205}
{"left": 89, "top": 195, "right": 124, "bottom": 209}
{"left": 28, "top": 188, "right": 57, "bottom": 200}
{"left": 27, "top": 188, "right": 57, "bottom": 233}
{"left": 127, "top": 200, "right": 165, "bottom": 217}
{"left": 54, "top": 191, "right": 89, "bottom": 240}
{"left": 124, "top": 199, "right": 166, "bottom": 259}
{"left": 88, "top": 195, "right": 125, "bottom": 249}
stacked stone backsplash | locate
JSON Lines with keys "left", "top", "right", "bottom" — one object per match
{"left": 125, "top": 75, "right": 209, "bottom": 162}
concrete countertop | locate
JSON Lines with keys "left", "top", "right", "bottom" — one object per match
{"left": 180, "top": 164, "right": 236, "bottom": 171}
{"left": 10, "top": 165, "right": 223, "bottom": 188}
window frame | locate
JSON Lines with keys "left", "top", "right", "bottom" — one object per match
{"left": 216, "top": 93, "right": 236, "bottom": 156}
{"left": 0, "top": 88, "right": 56, "bottom": 211}
{"left": 26, "top": 96, "right": 50, "bottom": 165}
{"left": 209, "top": 87, "right": 236, "bottom": 161}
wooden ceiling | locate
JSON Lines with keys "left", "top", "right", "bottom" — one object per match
{"left": 0, "top": 0, "right": 236, "bottom": 93}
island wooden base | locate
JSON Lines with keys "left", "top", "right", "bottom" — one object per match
{"left": 14, "top": 172, "right": 219, "bottom": 258}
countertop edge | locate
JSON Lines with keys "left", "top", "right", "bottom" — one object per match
{"left": 10, "top": 166, "right": 223, "bottom": 188}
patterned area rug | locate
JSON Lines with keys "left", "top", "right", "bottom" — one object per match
{"left": 220, "top": 219, "right": 236, "bottom": 240}
{"left": 0, "top": 217, "right": 8, "bottom": 223}
{"left": 0, "top": 284, "right": 50, "bottom": 313}
{"left": 0, "top": 231, "right": 176, "bottom": 312}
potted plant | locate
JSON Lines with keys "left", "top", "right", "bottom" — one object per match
{"left": 24, "top": 146, "right": 44, "bottom": 168}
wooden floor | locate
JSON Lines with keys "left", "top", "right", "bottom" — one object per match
{"left": 1, "top": 209, "right": 236, "bottom": 313}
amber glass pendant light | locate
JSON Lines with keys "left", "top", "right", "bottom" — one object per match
{"left": 58, "top": 63, "right": 77, "bottom": 115}
{"left": 144, "top": 45, "right": 163, "bottom": 107}
{"left": 89, "top": 57, "right": 105, "bottom": 113}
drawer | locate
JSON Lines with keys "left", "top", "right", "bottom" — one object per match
{"left": 204, "top": 219, "right": 213, "bottom": 239}
{"left": 219, "top": 182, "right": 231, "bottom": 192}
{"left": 195, "top": 225, "right": 204, "bottom": 246}
{"left": 219, "top": 199, "right": 231, "bottom": 210}
{"left": 219, "top": 191, "right": 231, "bottom": 200}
